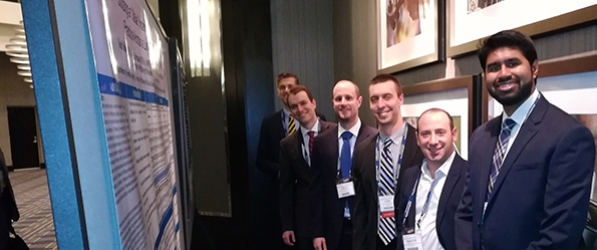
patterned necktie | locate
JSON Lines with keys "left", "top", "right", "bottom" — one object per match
{"left": 308, "top": 131, "right": 315, "bottom": 155}
{"left": 288, "top": 115, "right": 296, "bottom": 135}
{"left": 487, "top": 118, "right": 517, "bottom": 199}
{"left": 379, "top": 138, "right": 395, "bottom": 245}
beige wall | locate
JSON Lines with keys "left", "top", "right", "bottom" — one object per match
{"left": 0, "top": 52, "right": 44, "bottom": 166}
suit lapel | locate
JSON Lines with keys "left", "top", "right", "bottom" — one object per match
{"left": 406, "top": 170, "right": 421, "bottom": 229}
{"left": 276, "top": 110, "right": 287, "bottom": 138}
{"left": 478, "top": 118, "right": 501, "bottom": 203}
{"left": 400, "top": 124, "right": 419, "bottom": 176}
{"left": 436, "top": 155, "right": 464, "bottom": 229}
{"left": 488, "top": 97, "right": 547, "bottom": 205}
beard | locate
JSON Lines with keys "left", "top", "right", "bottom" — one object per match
{"left": 488, "top": 78, "right": 534, "bottom": 107}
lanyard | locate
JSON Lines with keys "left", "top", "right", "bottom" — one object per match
{"left": 402, "top": 161, "right": 441, "bottom": 229}
{"left": 375, "top": 125, "right": 408, "bottom": 191}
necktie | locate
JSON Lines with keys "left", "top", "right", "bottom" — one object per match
{"left": 308, "top": 131, "right": 315, "bottom": 155}
{"left": 288, "top": 115, "right": 296, "bottom": 135}
{"left": 340, "top": 132, "right": 353, "bottom": 179}
{"left": 379, "top": 138, "right": 395, "bottom": 245}
{"left": 487, "top": 118, "right": 516, "bottom": 199}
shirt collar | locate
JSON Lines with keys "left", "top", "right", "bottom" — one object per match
{"left": 338, "top": 119, "right": 361, "bottom": 139}
{"left": 379, "top": 121, "right": 406, "bottom": 143}
{"left": 282, "top": 109, "right": 291, "bottom": 119}
{"left": 300, "top": 119, "right": 320, "bottom": 136}
{"left": 502, "top": 88, "right": 540, "bottom": 125}
{"left": 421, "top": 150, "right": 456, "bottom": 180}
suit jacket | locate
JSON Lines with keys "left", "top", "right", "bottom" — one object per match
{"left": 256, "top": 110, "right": 326, "bottom": 178}
{"left": 352, "top": 123, "right": 424, "bottom": 250}
{"left": 455, "top": 96, "right": 596, "bottom": 250}
{"left": 310, "top": 124, "right": 377, "bottom": 250}
{"left": 279, "top": 121, "right": 336, "bottom": 237}
{"left": 396, "top": 154, "right": 468, "bottom": 250}
{"left": 0, "top": 148, "right": 19, "bottom": 250}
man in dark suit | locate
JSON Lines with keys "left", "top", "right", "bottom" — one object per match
{"left": 256, "top": 73, "right": 326, "bottom": 248}
{"left": 352, "top": 74, "right": 424, "bottom": 250}
{"left": 455, "top": 30, "right": 596, "bottom": 250}
{"left": 310, "top": 80, "right": 377, "bottom": 250}
{"left": 0, "top": 147, "right": 20, "bottom": 250}
{"left": 280, "top": 85, "right": 336, "bottom": 250}
{"left": 395, "top": 108, "right": 467, "bottom": 250}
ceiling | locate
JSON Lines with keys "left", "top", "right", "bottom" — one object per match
{"left": 0, "top": 1, "right": 22, "bottom": 52}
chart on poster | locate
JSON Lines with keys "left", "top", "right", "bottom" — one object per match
{"left": 86, "top": 0, "right": 181, "bottom": 248}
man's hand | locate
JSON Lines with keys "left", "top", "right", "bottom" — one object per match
{"left": 313, "top": 237, "right": 327, "bottom": 250}
{"left": 282, "top": 230, "right": 296, "bottom": 246}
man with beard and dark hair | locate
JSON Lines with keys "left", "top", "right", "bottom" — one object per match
{"left": 454, "top": 30, "right": 596, "bottom": 250}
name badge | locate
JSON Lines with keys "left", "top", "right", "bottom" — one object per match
{"left": 336, "top": 181, "right": 355, "bottom": 199}
{"left": 379, "top": 195, "right": 394, "bottom": 218}
{"left": 402, "top": 232, "right": 424, "bottom": 250}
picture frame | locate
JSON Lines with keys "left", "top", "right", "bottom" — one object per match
{"left": 377, "top": 0, "right": 446, "bottom": 74}
{"left": 401, "top": 75, "right": 484, "bottom": 159}
{"left": 447, "top": 0, "right": 597, "bottom": 57}
{"left": 484, "top": 52, "right": 597, "bottom": 200}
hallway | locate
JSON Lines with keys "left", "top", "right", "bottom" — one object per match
{"left": 9, "top": 169, "right": 57, "bottom": 250}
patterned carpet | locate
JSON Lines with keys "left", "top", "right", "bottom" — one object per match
{"left": 9, "top": 169, "right": 57, "bottom": 250}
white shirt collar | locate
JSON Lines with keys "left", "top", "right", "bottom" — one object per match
{"left": 502, "top": 88, "right": 540, "bottom": 125}
{"left": 338, "top": 119, "right": 361, "bottom": 139}
{"left": 282, "top": 108, "right": 291, "bottom": 118}
{"left": 379, "top": 121, "right": 406, "bottom": 143}
{"left": 300, "top": 119, "right": 320, "bottom": 136}
{"left": 421, "top": 150, "right": 456, "bottom": 180}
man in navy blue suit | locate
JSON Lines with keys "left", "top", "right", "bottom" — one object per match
{"left": 396, "top": 108, "right": 467, "bottom": 250}
{"left": 455, "top": 30, "right": 596, "bottom": 250}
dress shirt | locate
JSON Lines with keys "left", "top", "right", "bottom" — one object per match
{"left": 378, "top": 122, "right": 407, "bottom": 178}
{"left": 300, "top": 119, "right": 321, "bottom": 165}
{"left": 282, "top": 108, "right": 297, "bottom": 135}
{"left": 338, "top": 119, "right": 361, "bottom": 218}
{"left": 414, "top": 151, "right": 456, "bottom": 250}
{"left": 501, "top": 88, "right": 540, "bottom": 157}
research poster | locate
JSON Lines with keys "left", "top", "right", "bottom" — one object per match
{"left": 86, "top": 0, "right": 181, "bottom": 248}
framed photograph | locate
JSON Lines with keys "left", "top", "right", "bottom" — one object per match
{"left": 377, "top": 0, "right": 445, "bottom": 74}
{"left": 448, "top": 0, "right": 597, "bottom": 57}
{"left": 486, "top": 53, "right": 597, "bottom": 200}
{"left": 402, "top": 75, "right": 484, "bottom": 160}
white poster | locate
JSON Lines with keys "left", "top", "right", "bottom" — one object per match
{"left": 86, "top": 0, "right": 181, "bottom": 248}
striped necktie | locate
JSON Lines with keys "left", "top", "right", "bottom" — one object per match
{"left": 288, "top": 115, "right": 296, "bottom": 135}
{"left": 487, "top": 118, "right": 516, "bottom": 199}
{"left": 378, "top": 138, "right": 395, "bottom": 245}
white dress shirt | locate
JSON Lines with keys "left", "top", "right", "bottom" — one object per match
{"left": 501, "top": 88, "right": 540, "bottom": 157}
{"left": 300, "top": 119, "right": 321, "bottom": 165}
{"left": 378, "top": 122, "right": 407, "bottom": 179}
{"left": 414, "top": 151, "right": 456, "bottom": 250}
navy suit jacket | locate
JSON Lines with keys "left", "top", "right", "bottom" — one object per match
{"left": 310, "top": 124, "right": 377, "bottom": 250}
{"left": 352, "top": 123, "right": 425, "bottom": 250}
{"left": 279, "top": 121, "right": 336, "bottom": 237}
{"left": 455, "top": 95, "right": 596, "bottom": 250}
{"left": 396, "top": 153, "right": 468, "bottom": 250}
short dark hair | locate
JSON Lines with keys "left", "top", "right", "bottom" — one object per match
{"left": 370, "top": 74, "right": 402, "bottom": 95}
{"left": 277, "top": 72, "right": 300, "bottom": 85}
{"left": 288, "top": 85, "right": 314, "bottom": 102}
{"left": 478, "top": 30, "right": 538, "bottom": 69}
{"left": 417, "top": 108, "right": 454, "bottom": 129}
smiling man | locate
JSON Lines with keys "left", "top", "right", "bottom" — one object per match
{"left": 279, "top": 85, "right": 336, "bottom": 250}
{"left": 351, "top": 74, "right": 424, "bottom": 250}
{"left": 395, "top": 108, "right": 467, "bottom": 250}
{"left": 310, "top": 80, "right": 377, "bottom": 250}
{"left": 455, "top": 30, "right": 596, "bottom": 250}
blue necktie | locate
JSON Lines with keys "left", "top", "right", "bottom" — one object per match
{"left": 340, "top": 131, "right": 353, "bottom": 179}
{"left": 487, "top": 118, "right": 516, "bottom": 199}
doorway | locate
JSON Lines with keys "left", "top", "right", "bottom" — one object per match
{"left": 7, "top": 106, "right": 40, "bottom": 169}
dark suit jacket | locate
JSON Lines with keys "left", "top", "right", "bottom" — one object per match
{"left": 396, "top": 154, "right": 467, "bottom": 250}
{"left": 0, "top": 148, "right": 19, "bottom": 250}
{"left": 455, "top": 96, "right": 596, "bottom": 250}
{"left": 256, "top": 110, "right": 326, "bottom": 178}
{"left": 310, "top": 124, "right": 377, "bottom": 250}
{"left": 279, "top": 121, "right": 336, "bottom": 237}
{"left": 352, "top": 123, "right": 424, "bottom": 250}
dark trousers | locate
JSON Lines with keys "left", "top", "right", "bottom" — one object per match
{"left": 376, "top": 237, "right": 396, "bottom": 250}
{"left": 0, "top": 191, "right": 10, "bottom": 250}
{"left": 338, "top": 218, "right": 352, "bottom": 250}
{"left": 295, "top": 235, "right": 314, "bottom": 250}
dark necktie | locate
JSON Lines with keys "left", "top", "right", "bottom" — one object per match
{"left": 487, "top": 118, "right": 516, "bottom": 199}
{"left": 340, "top": 131, "right": 353, "bottom": 179}
{"left": 307, "top": 131, "right": 315, "bottom": 155}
